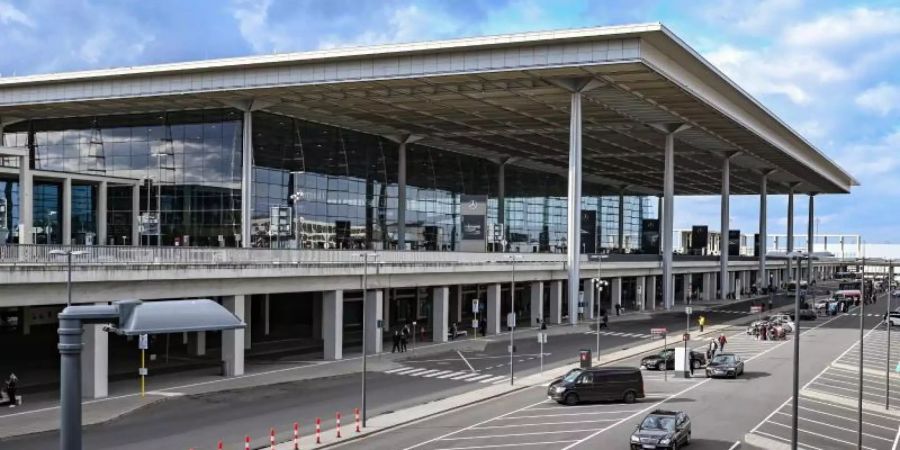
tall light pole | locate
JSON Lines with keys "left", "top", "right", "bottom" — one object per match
{"left": 858, "top": 255, "right": 866, "bottom": 448}
{"left": 359, "top": 252, "right": 378, "bottom": 427}
{"left": 506, "top": 254, "right": 522, "bottom": 385}
{"left": 50, "top": 249, "right": 87, "bottom": 306}
{"left": 592, "top": 278, "right": 608, "bottom": 361}
{"left": 290, "top": 190, "right": 304, "bottom": 249}
{"left": 886, "top": 259, "right": 893, "bottom": 410}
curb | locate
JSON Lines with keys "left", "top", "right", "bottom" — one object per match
{"left": 742, "top": 431, "right": 790, "bottom": 450}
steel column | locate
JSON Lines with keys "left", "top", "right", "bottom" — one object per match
{"left": 397, "top": 141, "right": 407, "bottom": 250}
{"left": 807, "top": 194, "right": 815, "bottom": 289}
{"left": 759, "top": 173, "right": 768, "bottom": 287}
{"left": 566, "top": 91, "right": 582, "bottom": 325}
{"left": 241, "top": 110, "right": 253, "bottom": 248}
{"left": 662, "top": 132, "right": 675, "bottom": 310}
{"left": 62, "top": 178, "right": 72, "bottom": 245}
{"left": 720, "top": 156, "right": 730, "bottom": 300}
{"left": 787, "top": 185, "right": 795, "bottom": 283}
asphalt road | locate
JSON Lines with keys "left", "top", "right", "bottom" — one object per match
{"left": 0, "top": 292, "right": 809, "bottom": 450}
{"left": 331, "top": 291, "right": 900, "bottom": 450}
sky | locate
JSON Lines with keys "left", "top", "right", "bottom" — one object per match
{"left": 1, "top": 0, "right": 898, "bottom": 242}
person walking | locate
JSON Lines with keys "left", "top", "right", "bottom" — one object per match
{"left": 698, "top": 315, "right": 706, "bottom": 333}
{"left": 391, "top": 329, "right": 401, "bottom": 353}
{"left": 717, "top": 333, "right": 727, "bottom": 352}
{"left": 449, "top": 322, "right": 458, "bottom": 341}
{"left": 614, "top": 303, "right": 622, "bottom": 316}
{"left": 4, "top": 374, "right": 18, "bottom": 408}
{"left": 400, "top": 325, "right": 410, "bottom": 352}
{"left": 600, "top": 312, "right": 609, "bottom": 329}
{"left": 706, "top": 340, "right": 715, "bottom": 360}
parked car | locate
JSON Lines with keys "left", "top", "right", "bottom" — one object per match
{"left": 548, "top": 367, "right": 644, "bottom": 405}
{"left": 705, "top": 353, "right": 744, "bottom": 378}
{"left": 640, "top": 348, "right": 706, "bottom": 371}
{"left": 630, "top": 409, "right": 691, "bottom": 449}
{"left": 789, "top": 309, "right": 818, "bottom": 321}
{"left": 884, "top": 312, "right": 900, "bottom": 326}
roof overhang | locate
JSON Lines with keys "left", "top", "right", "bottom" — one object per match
{"left": 0, "top": 23, "right": 857, "bottom": 195}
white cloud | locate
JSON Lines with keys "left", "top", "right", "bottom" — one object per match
{"left": 835, "top": 129, "right": 900, "bottom": 181}
{"left": 783, "top": 7, "right": 900, "bottom": 49}
{"left": 855, "top": 83, "right": 900, "bottom": 116}
{"left": 0, "top": 1, "right": 33, "bottom": 27}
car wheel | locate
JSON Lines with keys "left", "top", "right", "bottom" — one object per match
{"left": 672, "top": 441, "right": 680, "bottom": 450}
{"left": 623, "top": 390, "right": 637, "bottom": 404}
{"left": 657, "top": 361, "right": 665, "bottom": 371}
{"left": 691, "top": 359, "right": 701, "bottom": 370}
{"left": 564, "top": 393, "right": 579, "bottom": 406}
{"left": 686, "top": 431, "right": 691, "bottom": 445}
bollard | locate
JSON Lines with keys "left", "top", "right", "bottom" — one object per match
{"left": 315, "top": 417, "right": 321, "bottom": 444}
{"left": 355, "top": 408, "right": 361, "bottom": 432}
{"left": 336, "top": 412, "right": 342, "bottom": 438}
{"left": 244, "top": 435, "right": 251, "bottom": 450}
{"left": 270, "top": 427, "right": 276, "bottom": 450}
{"left": 218, "top": 441, "right": 223, "bottom": 450}
{"left": 293, "top": 422, "right": 300, "bottom": 450}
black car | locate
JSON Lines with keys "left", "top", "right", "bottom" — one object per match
{"left": 547, "top": 368, "right": 583, "bottom": 392}
{"left": 705, "top": 353, "right": 744, "bottom": 378}
{"left": 789, "top": 309, "right": 818, "bottom": 321}
{"left": 640, "top": 348, "right": 706, "bottom": 371}
{"left": 548, "top": 367, "right": 644, "bottom": 405}
{"left": 630, "top": 409, "right": 691, "bottom": 449}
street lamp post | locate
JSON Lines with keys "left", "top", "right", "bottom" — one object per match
{"left": 50, "top": 249, "right": 88, "bottom": 306}
{"left": 290, "top": 190, "right": 304, "bottom": 249}
{"left": 592, "top": 278, "right": 608, "bottom": 362}
{"left": 858, "top": 256, "right": 866, "bottom": 448}
{"left": 886, "top": 260, "right": 893, "bottom": 410}
{"left": 359, "top": 252, "right": 378, "bottom": 427}
{"left": 506, "top": 254, "right": 522, "bottom": 385}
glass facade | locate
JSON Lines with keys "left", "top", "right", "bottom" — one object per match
{"left": 1, "top": 109, "right": 654, "bottom": 250}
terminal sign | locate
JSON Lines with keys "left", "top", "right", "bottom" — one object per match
{"left": 650, "top": 327, "right": 667, "bottom": 335}
{"left": 750, "top": 305, "right": 763, "bottom": 314}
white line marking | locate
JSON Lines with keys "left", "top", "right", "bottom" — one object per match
{"left": 450, "top": 373, "right": 482, "bottom": 381}
{"left": 465, "top": 374, "right": 493, "bottom": 382}
{"left": 500, "top": 410, "right": 642, "bottom": 420}
{"left": 727, "top": 440, "right": 741, "bottom": 450}
{"left": 440, "top": 428, "right": 596, "bottom": 441}
{"left": 763, "top": 419, "right": 878, "bottom": 450}
{"left": 457, "top": 350, "right": 477, "bottom": 373}
{"left": 423, "top": 370, "right": 454, "bottom": 378}
{"left": 437, "top": 371, "right": 468, "bottom": 379}
{"left": 773, "top": 411, "right": 893, "bottom": 441}
{"left": 754, "top": 430, "right": 824, "bottom": 450}
{"left": 400, "top": 368, "right": 430, "bottom": 376}
{"left": 415, "top": 369, "right": 441, "bottom": 377}
{"left": 481, "top": 376, "right": 507, "bottom": 384}
{"left": 474, "top": 419, "right": 618, "bottom": 430}
{"left": 432, "top": 440, "right": 577, "bottom": 450}
{"left": 384, "top": 367, "right": 412, "bottom": 374}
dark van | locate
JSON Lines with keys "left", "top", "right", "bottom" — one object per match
{"left": 548, "top": 367, "right": 644, "bottom": 405}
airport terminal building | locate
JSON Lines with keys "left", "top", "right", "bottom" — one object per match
{"left": 0, "top": 24, "right": 855, "bottom": 398}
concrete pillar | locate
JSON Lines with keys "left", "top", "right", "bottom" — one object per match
{"left": 636, "top": 276, "right": 646, "bottom": 311}
{"left": 807, "top": 194, "right": 815, "bottom": 288}
{"left": 244, "top": 296, "right": 252, "bottom": 350}
{"left": 660, "top": 126, "right": 686, "bottom": 310}
{"left": 62, "top": 178, "right": 72, "bottom": 245}
{"left": 711, "top": 272, "right": 718, "bottom": 300}
{"left": 486, "top": 284, "right": 501, "bottom": 334}
{"left": 647, "top": 276, "right": 657, "bottom": 310}
{"left": 530, "top": 281, "right": 543, "bottom": 327}
{"left": 365, "top": 290, "right": 383, "bottom": 353}
{"left": 758, "top": 172, "right": 768, "bottom": 287}
{"left": 323, "top": 290, "right": 343, "bottom": 360}
{"left": 312, "top": 294, "right": 323, "bottom": 340}
{"left": 241, "top": 110, "right": 253, "bottom": 248}
{"left": 18, "top": 153, "right": 32, "bottom": 244}
{"left": 611, "top": 277, "right": 622, "bottom": 310}
{"left": 720, "top": 155, "right": 732, "bottom": 301}
{"left": 263, "top": 294, "right": 270, "bottom": 336}
{"left": 582, "top": 279, "right": 595, "bottom": 319}
{"left": 432, "top": 286, "right": 449, "bottom": 343}
{"left": 82, "top": 320, "right": 108, "bottom": 399}
{"left": 222, "top": 295, "right": 245, "bottom": 376}
{"left": 455, "top": 286, "right": 463, "bottom": 325}
{"left": 787, "top": 184, "right": 795, "bottom": 282}
{"left": 549, "top": 280, "right": 563, "bottom": 324}
{"left": 97, "top": 181, "right": 107, "bottom": 245}
{"left": 702, "top": 272, "right": 712, "bottom": 301}
{"left": 683, "top": 274, "right": 692, "bottom": 304}
{"left": 566, "top": 90, "right": 583, "bottom": 326}
{"left": 131, "top": 184, "right": 140, "bottom": 246}
{"left": 189, "top": 331, "right": 206, "bottom": 356}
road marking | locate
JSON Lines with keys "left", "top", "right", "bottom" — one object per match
{"left": 754, "top": 430, "right": 824, "bottom": 450}
{"left": 437, "top": 371, "right": 468, "bottom": 379}
{"left": 439, "top": 428, "right": 597, "bottom": 441}
{"left": 384, "top": 367, "right": 411, "bottom": 374}
{"left": 475, "top": 419, "right": 617, "bottom": 430}
{"left": 499, "top": 410, "right": 642, "bottom": 420}
{"left": 480, "top": 376, "right": 507, "bottom": 384}
{"left": 423, "top": 370, "right": 454, "bottom": 378}
{"left": 763, "top": 419, "right": 878, "bottom": 450}
{"left": 727, "top": 440, "right": 741, "bottom": 450}
{"left": 465, "top": 374, "right": 493, "bottom": 382}
{"left": 457, "top": 350, "right": 477, "bottom": 373}
{"left": 796, "top": 405, "right": 896, "bottom": 431}
{"left": 398, "top": 368, "right": 429, "bottom": 375}
{"left": 432, "top": 440, "right": 578, "bottom": 450}
{"left": 450, "top": 373, "right": 482, "bottom": 381}
{"left": 773, "top": 411, "right": 893, "bottom": 441}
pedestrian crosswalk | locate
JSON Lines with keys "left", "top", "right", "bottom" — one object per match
{"left": 382, "top": 366, "right": 512, "bottom": 384}
{"left": 583, "top": 330, "right": 651, "bottom": 338}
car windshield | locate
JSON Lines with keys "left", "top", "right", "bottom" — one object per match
{"left": 658, "top": 349, "right": 673, "bottom": 357}
{"left": 562, "top": 369, "right": 583, "bottom": 383}
{"left": 640, "top": 415, "right": 676, "bottom": 431}
{"left": 712, "top": 355, "right": 735, "bottom": 365}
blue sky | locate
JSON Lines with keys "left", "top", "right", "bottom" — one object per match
{"left": 1, "top": 0, "right": 898, "bottom": 242}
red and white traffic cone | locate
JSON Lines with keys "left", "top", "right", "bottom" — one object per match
{"left": 244, "top": 435, "right": 251, "bottom": 450}
{"left": 336, "top": 412, "right": 342, "bottom": 438}
{"left": 293, "top": 422, "right": 300, "bottom": 450}
{"left": 217, "top": 441, "right": 223, "bottom": 450}
{"left": 315, "top": 418, "right": 321, "bottom": 444}
{"left": 354, "top": 408, "right": 360, "bottom": 432}
{"left": 270, "top": 427, "right": 276, "bottom": 450}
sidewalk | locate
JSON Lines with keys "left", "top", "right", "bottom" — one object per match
{"left": 0, "top": 298, "right": 777, "bottom": 440}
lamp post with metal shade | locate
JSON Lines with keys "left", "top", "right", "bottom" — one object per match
{"left": 886, "top": 259, "right": 894, "bottom": 410}
{"left": 591, "top": 278, "right": 608, "bottom": 362}
{"left": 359, "top": 252, "right": 378, "bottom": 427}
{"left": 290, "top": 190, "right": 304, "bottom": 249}
{"left": 505, "top": 254, "right": 523, "bottom": 385}
{"left": 50, "top": 249, "right": 88, "bottom": 306}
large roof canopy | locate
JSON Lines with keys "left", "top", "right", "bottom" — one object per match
{"left": 0, "top": 23, "right": 856, "bottom": 195}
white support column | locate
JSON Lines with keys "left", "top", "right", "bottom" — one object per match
{"left": 432, "top": 286, "right": 449, "bottom": 343}
{"left": 365, "top": 290, "right": 383, "bottom": 354}
{"left": 582, "top": 279, "right": 595, "bottom": 319}
{"left": 323, "top": 290, "right": 343, "bottom": 360}
{"left": 82, "top": 317, "right": 108, "bottom": 399}
{"left": 683, "top": 274, "right": 691, "bottom": 304}
{"left": 758, "top": 172, "right": 769, "bottom": 287}
{"left": 657, "top": 125, "right": 688, "bottom": 310}
{"left": 222, "top": 295, "right": 245, "bottom": 376}
{"left": 611, "top": 277, "right": 622, "bottom": 311}
{"left": 807, "top": 194, "right": 815, "bottom": 288}
{"left": 263, "top": 294, "right": 270, "bottom": 336}
{"left": 647, "top": 276, "right": 657, "bottom": 310}
{"left": 131, "top": 184, "right": 140, "bottom": 246}
{"left": 241, "top": 110, "right": 253, "bottom": 248}
{"left": 636, "top": 276, "right": 646, "bottom": 311}
{"left": 702, "top": 272, "right": 712, "bottom": 301}
{"left": 97, "top": 181, "right": 107, "bottom": 245}
{"left": 244, "top": 296, "right": 252, "bottom": 350}
{"left": 18, "top": 152, "right": 32, "bottom": 244}
{"left": 720, "top": 155, "right": 732, "bottom": 301}
{"left": 190, "top": 331, "right": 206, "bottom": 356}
{"left": 530, "top": 281, "right": 543, "bottom": 327}
{"left": 566, "top": 90, "right": 583, "bottom": 326}
{"left": 487, "top": 284, "right": 501, "bottom": 334}
{"left": 455, "top": 286, "right": 463, "bottom": 325}
{"left": 397, "top": 141, "right": 407, "bottom": 250}
{"left": 711, "top": 273, "right": 719, "bottom": 300}
{"left": 62, "top": 178, "right": 72, "bottom": 245}
{"left": 549, "top": 280, "right": 563, "bottom": 324}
